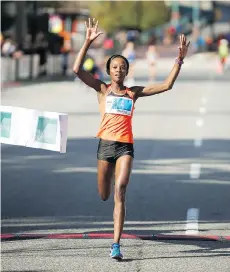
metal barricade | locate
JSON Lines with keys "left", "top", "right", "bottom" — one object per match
{"left": 1, "top": 55, "right": 40, "bottom": 83}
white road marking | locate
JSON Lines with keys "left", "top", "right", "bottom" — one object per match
{"left": 185, "top": 208, "right": 199, "bottom": 234}
{"left": 194, "top": 138, "right": 203, "bottom": 147}
{"left": 199, "top": 107, "right": 206, "bottom": 114}
{"left": 190, "top": 163, "right": 201, "bottom": 179}
{"left": 201, "top": 97, "right": 207, "bottom": 104}
{"left": 196, "top": 119, "right": 204, "bottom": 127}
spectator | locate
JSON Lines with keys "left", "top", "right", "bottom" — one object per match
{"left": 127, "top": 30, "right": 137, "bottom": 42}
{"left": 122, "top": 41, "right": 136, "bottom": 85}
{"left": 146, "top": 41, "right": 158, "bottom": 83}
{"left": 218, "top": 39, "right": 229, "bottom": 73}
{"left": 59, "top": 30, "right": 72, "bottom": 76}
{"left": 103, "top": 35, "right": 114, "bottom": 57}
{"left": 83, "top": 55, "right": 103, "bottom": 80}
{"left": 34, "top": 31, "right": 48, "bottom": 77}
{"left": 1, "top": 33, "right": 22, "bottom": 59}
{"left": 22, "top": 34, "right": 33, "bottom": 55}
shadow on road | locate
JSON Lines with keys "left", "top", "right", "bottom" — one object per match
{"left": 1, "top": 138, "right": 230, "bottom": 235}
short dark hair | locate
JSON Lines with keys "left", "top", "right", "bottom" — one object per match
{"left": 106, "top": 54, "right": 129, "bottom": 75}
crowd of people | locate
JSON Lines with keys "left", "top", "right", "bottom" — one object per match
{"left": 1, "top": 30, "right": 70, "bottom": 77}
{"left": 1, "top": 25, "right": 230, "bottom": 82}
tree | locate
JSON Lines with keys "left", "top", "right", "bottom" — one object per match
{"left": 37, "top": 1, "right": 170, "bottom": 33}
{"left": 38, "top": 1, "right": 88, "bottom": 12}
{"left": 139, "top": 2, "right": 170, "bottom": 29}
{"left": 88, "top": 1, "right": 170, "bottom": 33}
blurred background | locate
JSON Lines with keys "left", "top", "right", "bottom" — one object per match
{"left": 1, "top": 0, "right": 230, "bottom": 84}
{"left": 1, "top": 3, "right": 230, "bottom": 270}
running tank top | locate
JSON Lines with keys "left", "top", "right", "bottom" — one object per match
{"left": 96, "top": 85, "right": 135, "bottom": 143}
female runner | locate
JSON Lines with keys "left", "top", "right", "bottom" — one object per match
{"left": 73, "top": 18, "right": 190, "bottom": 260}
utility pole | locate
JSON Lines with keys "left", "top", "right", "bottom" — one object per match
{"left": 211, "top": 1, "right": 216, "bottom": 39}
{"left": 192, "top": 0, "right": 200, "bottom": 29}
{"left": 15, "top": 1, "right": 27, "bottom": 81}
{"left": 171, "top": 1, "right": 179, "bottom": 28}
{"left": 29, "top": 1, "right": 38, "bottom": 80}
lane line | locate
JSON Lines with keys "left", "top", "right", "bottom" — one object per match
{"left": 196, "top": 119, "right": 204, "bottom": 127}
{"left": 199, "top": 107, "right": 206, "bottom": 114}
{"left": 190, "top": 163, "right": 201, "bottom": 179}
{"left": 201, "top": 97, "right": 207, "bottom": 104}
{"left": 185, "top": 208, "right": 199, "bottom": 234}
{"left": 188, "top": 98, "right": 205, "bottom": 232}
{"left": 194, "top": 138, "right": 203, "bottom": 147}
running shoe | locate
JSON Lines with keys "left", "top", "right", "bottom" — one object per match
{"left": 110, "top": 243, "right": 123, "bottom": 260}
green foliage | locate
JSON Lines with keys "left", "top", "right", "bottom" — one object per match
{"left": 140, "top": 2, "right": 170, "bottom": 29}
{"left": 88, "top": 2, "right": 119, "bottom": 33}
{"left": 88, "top": 1, "right": 170, "bottom": 32}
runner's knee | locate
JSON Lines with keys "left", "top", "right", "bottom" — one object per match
{"left": 100, "top": 194, "right": 110, "bottom": 201}
{"left": 114, "top": 184, "right": 127, "bottom": 203}
{"left": 98, "top": 188, "right": 110, "bottom": 201}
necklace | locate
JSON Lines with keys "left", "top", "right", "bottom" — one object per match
{"left": 110, "top": 86, "right": 126, "bottom": 96}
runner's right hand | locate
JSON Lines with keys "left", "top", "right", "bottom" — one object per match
{"left": 85, "top": 18, "right": 103, "bottom": 42}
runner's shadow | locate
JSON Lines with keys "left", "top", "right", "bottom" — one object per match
{"left": 121, "top": 252, "right": 230, "bottom": 262}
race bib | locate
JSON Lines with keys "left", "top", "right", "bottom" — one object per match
{"left": 106, "top": 96, "right": 133, "bottom": 116}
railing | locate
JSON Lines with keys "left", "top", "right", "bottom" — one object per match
{"left": 1, "top": 53, "right": 78, "bottom": 84}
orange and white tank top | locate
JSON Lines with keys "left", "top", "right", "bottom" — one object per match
{"left": 96, "top": 84, "right": 135, "bottom": 143}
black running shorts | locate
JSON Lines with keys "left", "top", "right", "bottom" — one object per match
{"left": 97, "top": 138, "right": 134, "bottom": 163}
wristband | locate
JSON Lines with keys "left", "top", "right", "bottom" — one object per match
{"left": 175, "top": 58, "right": 184, "bottom": 65}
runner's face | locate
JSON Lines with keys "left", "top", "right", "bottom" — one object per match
{"left": 110, "top": 58, "right": 127, "bottom": 83}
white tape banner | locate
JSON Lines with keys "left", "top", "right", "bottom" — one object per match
{"left": 0, "top": 106, "right": 68, "bottom": 153}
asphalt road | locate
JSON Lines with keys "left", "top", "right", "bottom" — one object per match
{"left": 1, "top": 64, "right": 230, "bottom": 271}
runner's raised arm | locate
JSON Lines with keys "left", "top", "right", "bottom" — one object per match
{"left": 73, "top": 18, "right": 105, "bottom": 92}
